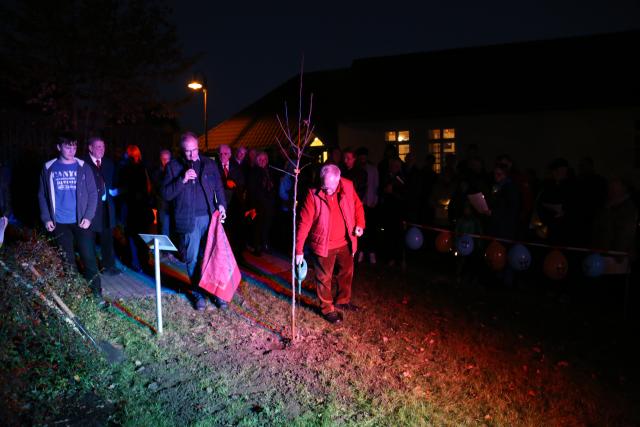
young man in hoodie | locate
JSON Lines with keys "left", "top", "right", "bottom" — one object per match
{"left": 38, "top": 133, "right": 102, "bottom": 302}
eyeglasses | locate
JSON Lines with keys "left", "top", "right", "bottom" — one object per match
{"left": 183, "top": 148, "right": 198, "bottom": 154}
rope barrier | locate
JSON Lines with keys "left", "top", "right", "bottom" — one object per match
{"left": 404, "top": 221, "right": 630, "bottom": 257}
{"left": 107, "top": 299, "right": 157, "bottom": 335}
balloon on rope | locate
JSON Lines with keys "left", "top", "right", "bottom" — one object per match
{"left": 543, "top": 250, "right": 569, "bottom": 280}
{"left": 435, "top": 231, "right": 453, "bottom": 253}
{"left": 582, "top": 253, "right": 605, "bottom": 277}
{"left": 405, "top": 227, "right": 424, "bottom": 250}
{"left": 455, "top": 234, "right": 474, "bottom": 256}
{"left": 508, "top": 244, "right": 532, "bottom": 271}
{"left": 485, "top": 240, "right": 507, "bottom": 271}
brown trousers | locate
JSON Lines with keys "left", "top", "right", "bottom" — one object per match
{"left": 314, "top": 244, "right": 354, "bottom": 314}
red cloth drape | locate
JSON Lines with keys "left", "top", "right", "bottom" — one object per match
{"left": 199, "top": 211, "right": 241, "bottom": 302}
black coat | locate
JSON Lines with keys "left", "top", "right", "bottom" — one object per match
{"left": 83, "top": 156, "right": 117, "bottom": 231}
{"left": 162, "top": 156, "right": 226, "bottom": 234}
{"left": 246, "top": 166, "right": 276, "bottom": 212}
{"left": 217, "top": 159, "right": 245, "bottom": 208}
{"left": 487, "top": 177, "right": 520, "bottom": 239}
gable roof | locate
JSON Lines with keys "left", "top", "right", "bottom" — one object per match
{"left": 199, "top": 69, "right": 349, "bottom": 151}
{"left": 201, "top": 30, "right": 640, "bottom": 149}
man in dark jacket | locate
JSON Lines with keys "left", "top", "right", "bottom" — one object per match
{"left": 162, "top": 132, "right": 227, "bottom": 311}
{"left": 38, "top": 134, "right": 102, "bottom": 302}
{"left": 487, "top": 163, "right": 520, "bottom": 239}
{"left": 217, "top": 144, "right": 245, "bottom": 257}
{"left": 84, "top": 136, "right": 121, "bottom": 275}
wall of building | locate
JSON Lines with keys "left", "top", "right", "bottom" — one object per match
{"left": 339, "top": 107, "right": 640, "bottom": 181}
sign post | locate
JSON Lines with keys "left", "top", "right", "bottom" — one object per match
{"left": 138, "top": 234, "right": 178, "bottom": 334}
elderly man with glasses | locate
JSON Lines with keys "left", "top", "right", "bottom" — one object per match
{"left": 162, "top": 132, "right": 227, "bottom": 311}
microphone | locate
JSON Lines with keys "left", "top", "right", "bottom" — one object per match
{"left": 189, "top": 161, "right": 195, "bottom": 184}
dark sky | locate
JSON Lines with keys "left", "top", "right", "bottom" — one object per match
{"left": 167, "top": 1, "right": 640, "bottom": 132}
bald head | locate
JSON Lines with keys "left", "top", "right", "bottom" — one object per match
{"left": 320, "top": 164, "right": 341, "bottom": 195}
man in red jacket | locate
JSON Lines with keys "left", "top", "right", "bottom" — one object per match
{"left": 296, "top": 164, "right": 365, "bottom": 323}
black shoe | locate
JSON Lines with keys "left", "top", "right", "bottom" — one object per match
{"left": 213, "top": 296, "right": 228, "bottom": 311}
{"left": 92, "top": 291, "right": 108, "bottom": 308}
{"left": 193, "top": 293, "right": 206, "bottom": 311}
{"left": 336, "top": 303, "right": 361, "bottom": 312}
{"left": 323, "top": 311, "right": 343, "bottom": 324}
{"left": 103, "top": 267, "right": 123, "bottom": 276}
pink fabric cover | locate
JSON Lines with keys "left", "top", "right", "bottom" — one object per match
{"left": 199, "top": 211, "right": 241, "bottom": 302}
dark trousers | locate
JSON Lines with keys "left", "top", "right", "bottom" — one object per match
{"left": 380, "top": 203, "right": 403, "bottom": 263}
{"left": 253, "top": 204, "right": 275, "bottom": 252}
{"left": 314, "top": 244, "right": 354, "bottom": 314}
{"left": 96, "top": 227, "right": 116, "bottom": 270}
{"left": 225, "top": 202, "right": 246, "bottom": 259}
{"left": 360, "top": 206, "right": 379, "bottom": 254}
{"left": 179, "top": 215, "right": 210, "bottom": 289}
{"left": 158, "top": 207, "right": 171, "bottom": 237}
{"left": 53, "top": 223, "right": 101, "bottom": 294}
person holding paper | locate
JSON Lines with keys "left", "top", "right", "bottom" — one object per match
{"left": 536, "top": 158, "right": 577, "bottom": 244}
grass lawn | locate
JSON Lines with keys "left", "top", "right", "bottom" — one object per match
{"left": 1, "top": 235, "right": 639, "bottom": 426}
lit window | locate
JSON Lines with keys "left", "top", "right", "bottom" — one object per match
{"left": 397, "top": 131, "right": 410, "bottom": 142}
{"left": 429, "top": 140, "right": 456, "bottom": 173}
{"left": 428, "top": 129, "right": 441, "bottom": 140}
{"left": 443, "top": 128, "right": 456, "bottom": 139}
{"left": 310, "top": 137, "right": 324, "bottom": 147}
{"left": 428, "top": 143, "right": 442, "bottom": 173}
{"left": 386, "top": 131, "right": 411, "bottom": 160}
{"left": 385, "top": 130, "right": 410, "bottom": 142}
{"left": 398, "top": 143, "right": 410, "bottom": 161}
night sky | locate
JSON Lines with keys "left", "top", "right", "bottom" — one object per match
{"left": 167, "top": 1, "right": 640, "bottom": 132}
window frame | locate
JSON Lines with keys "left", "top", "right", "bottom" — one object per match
{"left": 427, "top": 128, "right": 456, "bottom": 173}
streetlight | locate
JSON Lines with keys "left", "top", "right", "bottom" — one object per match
{"left": 188, "top": 75, "right": 208, "bottom": 151}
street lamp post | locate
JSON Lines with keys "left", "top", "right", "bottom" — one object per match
{"left": 188, "top": 77, "right": 208, "bottom": 151}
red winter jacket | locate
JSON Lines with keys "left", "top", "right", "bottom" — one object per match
{"left": 296, "top": 178, "right": 365, "bottom": 257}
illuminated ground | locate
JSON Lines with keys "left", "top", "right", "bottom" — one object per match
{"left": 2, "top": 236, "right": 639, "bottom": 426}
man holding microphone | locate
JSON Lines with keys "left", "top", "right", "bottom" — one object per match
{"left": 162, "top": 132, "right": 227, "bottom": 311}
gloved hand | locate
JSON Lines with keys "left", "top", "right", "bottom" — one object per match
{"left": 218, "top": 205, "right": 226, "bottom": 223}
{"left": 295, "top": 254, "right": 305, "bottom": 265}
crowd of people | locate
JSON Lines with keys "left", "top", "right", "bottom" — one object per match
{"left": 25, "top": 132, "right": 341, "bottom": 314}
{"left": 3, "top": 131, "right": 638, "bottom": 321}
